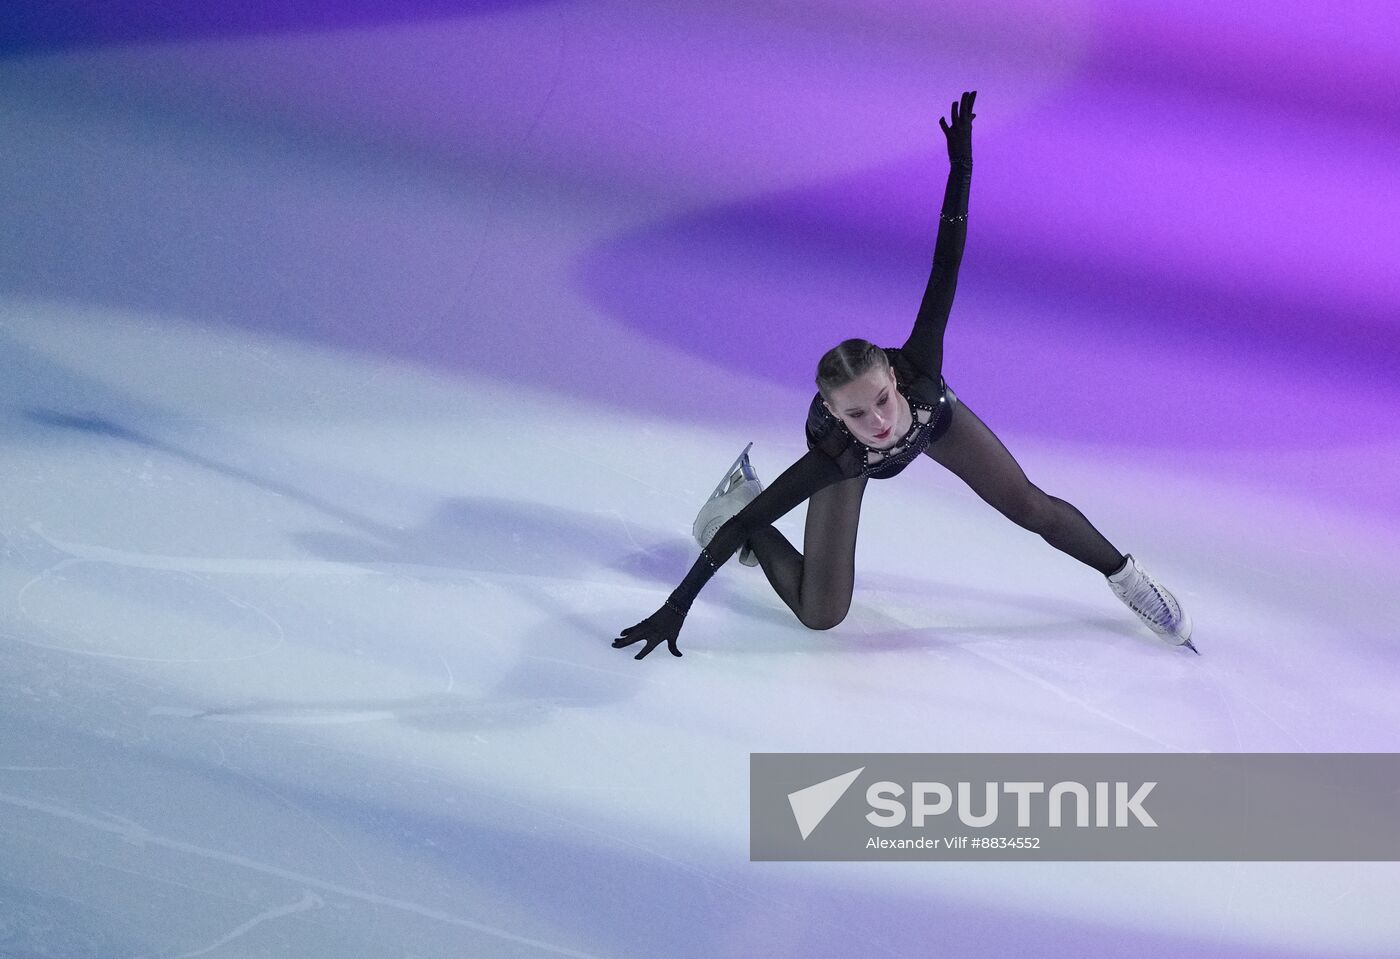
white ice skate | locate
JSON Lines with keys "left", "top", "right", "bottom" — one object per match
{"left": 1107, "top": 554, "right": 1197, "bottom": 653}
{"left": 692, "top": 442, "right": 764, "bottom": 567}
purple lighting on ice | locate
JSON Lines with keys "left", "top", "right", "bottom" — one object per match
{"left": 2, "top": 4, "right": 1400, "bottom": 954}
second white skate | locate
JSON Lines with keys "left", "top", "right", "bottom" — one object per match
{"left": 1107, "top": 554, "right": 1197, "bottom": 653}
{"left": 692, "top": 442, "right": 763, "bottom": 566}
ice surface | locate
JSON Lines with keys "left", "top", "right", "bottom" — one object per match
{"left": 3, "top": 2, "right": 1399, "bottom": 956}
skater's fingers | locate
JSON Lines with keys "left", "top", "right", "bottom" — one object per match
{"left": 938, "top": 116, "right": 949, "bottom": 135}
{"left": 633, "top": 639, "right": 660, "bottom": 660}
{"left": 667, "top": 635, "right": 682, "bottom": 657}
{"left": 613, "top": 634, "right": 643, "bottom": 648}
{"left": 620, "top": 614, "right": 660, "bottom": 636}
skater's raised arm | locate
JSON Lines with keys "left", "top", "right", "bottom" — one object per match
{"left": 901, "top": 90, "right": 976, "bottom": 379}
{"left": 612, "top": 448, "right": 847, "bottom": 660}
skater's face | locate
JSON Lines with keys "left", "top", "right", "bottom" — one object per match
{"left": 824, "top": 366, "right": 906, "bottom": 449}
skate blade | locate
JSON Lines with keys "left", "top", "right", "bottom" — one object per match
{"left": 736, "top": 451, "right": 759, "bottom": 484}
{"left": 707, "top": 442, "right": 754, "bottom": 501}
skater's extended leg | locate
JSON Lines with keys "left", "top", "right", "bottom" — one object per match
{"left": 746, "top": 475, "right": 868, "bottom": 630}
{"left": 925, "top": 400, "right": 1125, "bottom": 575}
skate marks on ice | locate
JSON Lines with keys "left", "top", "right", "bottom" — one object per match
{"left": 23, "top": 404, "right": 681, "bottom": 586}
{"left": 22, "top": 408, "right": 413, "bottom": 549}
{"left": 18, "top": 464, "right": 655, "bottom": 700}
{"left": 0, "top": 881, "right": 147, "bottom": 957}
{"left": 20, "top": 406, "right": 695, "bottom": 652}
{"left": 146, "top": 601, "right": 640, "bottom": 731}
{"left": 0, "top": 765, "right": 73, "bottom": 772}
{"left": 147, "top": 693, "right": 560, "bottom": 729}
{"left": 14, "top": 412, "right": 683, "bottom": 577}
{"left": 279, "top": 735, "right": 844, "bottom": 958}
{"left": 806, "top": 569, "right": 1202, "bottom": 748}
{"left": 169, "top": 890, "right": 323, "bottom": 959}
{"left": 5, "top": 520, "right": 288, "bottom": 664}
{"left": 137, "top": 579, "right": 649, "bottom": 729}
{"left": 0, "top": 790, "right": 607, "bottom": 959}
{"left": 17, "top": 521, "right": 651, "bottom": 733}
{"left": 12, "top": 553, "right": 287, "bottom": 665}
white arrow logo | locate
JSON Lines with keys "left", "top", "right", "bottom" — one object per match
{"left": 787, "top": 767, "right": 864, "bottom": 840}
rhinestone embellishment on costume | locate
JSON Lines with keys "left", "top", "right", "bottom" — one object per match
{"left": 860, "top": 392, "right": 944, "bottom": 477}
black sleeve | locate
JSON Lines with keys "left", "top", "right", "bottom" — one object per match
{"left": 899, "top": 158, "right": 973, "bottom": 379}
{"left": 666, "top": 448, "right": 848, "bottom": 613}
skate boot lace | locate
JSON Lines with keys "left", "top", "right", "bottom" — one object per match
{"left": 1115, "top": 568, "right": 1181, "bottom": 633}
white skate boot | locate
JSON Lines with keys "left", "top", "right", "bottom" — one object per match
{"left": 1107, "top": 554, "right": 1197, "bottom": 653}
{"left": 692, "top": 442, "right": 764, "bottom": 566}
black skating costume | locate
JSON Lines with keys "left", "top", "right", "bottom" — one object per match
{"left": 612, "top": 91, "right": 1168, "bottom": 660}
{"left": 662, "top": 155, "right": 973, "bottom": 616}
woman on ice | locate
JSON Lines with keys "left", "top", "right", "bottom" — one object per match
{"left": 613, "top": 90, "right": 1195, "bottom": 660}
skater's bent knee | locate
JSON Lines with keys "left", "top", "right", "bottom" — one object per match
{"left": 799, "top": 607, "right": 849, "bottom": 631}
{"left": 1002, "top": 486, "right": 1051, "bottom": 530}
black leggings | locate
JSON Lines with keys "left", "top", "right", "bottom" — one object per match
{"left": 745, "top": 395, "right": 1125, "bottom": 630}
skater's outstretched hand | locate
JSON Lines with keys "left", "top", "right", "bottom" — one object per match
{"left": 612, "top": 604, "right": 686, "bottom": 660}
{"left": 938, "top": 90, "right": 976, "bottom": 166}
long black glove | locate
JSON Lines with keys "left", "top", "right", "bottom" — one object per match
{"left": 612, "top": 603, "right": 686, "bottom": 659}
{"left": 939, "top": 90, "right": 976, "bottom": 165}
{"left": 612, "top": 449, "right": 847, "bottom": 663}
{"left": 902, "top": 90, "right": 977, "bottom": 379}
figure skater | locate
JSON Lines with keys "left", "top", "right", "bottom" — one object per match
{"left": 612, "top": 90, "right": 1195, "bottom": 660}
